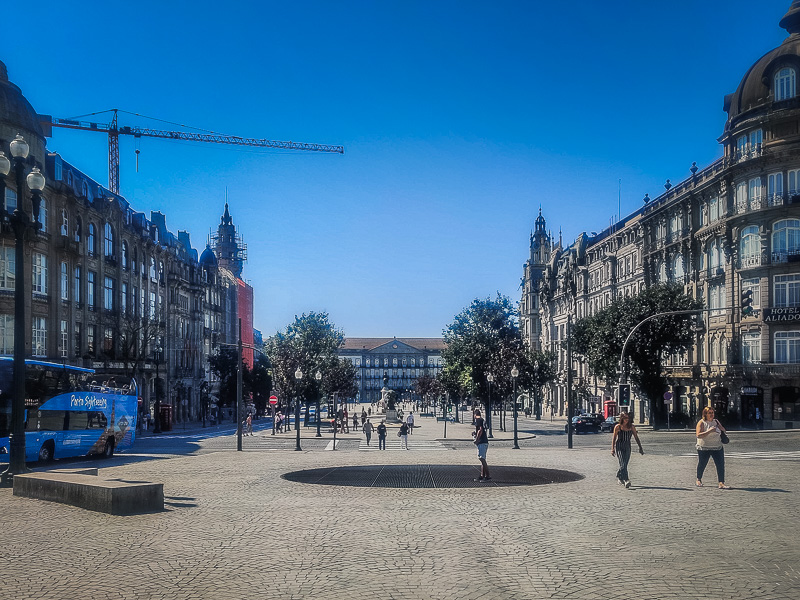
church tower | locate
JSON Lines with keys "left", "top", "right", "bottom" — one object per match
{"left": 212, "top": 203, "right": 247, "bottom": 278}
{"left": 521, "top": 208, "right": 551, "bottom": 351}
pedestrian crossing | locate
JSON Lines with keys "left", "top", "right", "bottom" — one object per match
{"left": 358, "top": 436, "right": 448, "bottom": 451}
{"left": 682, "top": 450, "right": 800, "bottom": 461}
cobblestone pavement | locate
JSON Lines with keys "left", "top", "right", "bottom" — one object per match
{"left": 2, "top": 413, "right": 799, "bottom": 600}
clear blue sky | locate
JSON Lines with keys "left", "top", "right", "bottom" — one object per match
{"left": 1, "top": 1, "right": 790, "bottom": 338}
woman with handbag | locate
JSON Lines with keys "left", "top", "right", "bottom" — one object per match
{"left": 695, "top": 406, "right": 730, "bottom": 489}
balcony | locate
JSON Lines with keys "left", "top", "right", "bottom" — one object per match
{"left": 772, "top": 249, "right": 800, "bottom": 264}
{"left": 735, "top": 196, "right": 767, "bottom": 214}
{"left": 732, "top": 144, "right": 763, "bottom": 163}
{"left": 739, "top": 254, "right": 763, "bottom": 269}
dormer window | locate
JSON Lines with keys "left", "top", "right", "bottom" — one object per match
{"left": 775, "top": 67, "right": 796, "bottom": 101}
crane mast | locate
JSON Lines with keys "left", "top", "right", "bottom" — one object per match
{"left": 41, "top": 109, "right": 344, "bottom": 194}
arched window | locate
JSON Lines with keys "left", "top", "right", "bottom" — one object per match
{"left": 658, "top": 261, "right": 667, "bottom": 283}
{"left": 60, "top": 209, "right": 68, "bottom": 236}
{"left": 104, "top": 223, "right": 114, "bottom": 257}
{"left": 672, "top": 254, "right": 685, "bottom": 281}
{"left": 121, "top": 241, "right": 128, "bottom": 270}
{"left": 150, "top": 257, "right": 157, "bottom": 280}
{"left": 131, "top": 247, "right": 137, "bottom": 273}
{"left": 87, "top": 223, "right": 96, "bottom": 255}
{"left": 74, "top": 216, "right": 82, "bottom": 243}
{"left": 772, "top": 219, "right": 800, "bottom": 262}
{"left": 775, "top": 67, "right": 797, "bottom": 101}
{"left": 740, "top": 225, "right": 760, "bottom": 263}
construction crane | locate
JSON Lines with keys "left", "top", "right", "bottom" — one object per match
{"left": 39, "top": 109, "right": 344, "bottom": 194}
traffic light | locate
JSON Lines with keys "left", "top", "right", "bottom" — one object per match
{"left": 618, "top": 384, "right": 631, "bottom": 407}
{"left": 742, "top": 289, "right": 754, "bottom": 317}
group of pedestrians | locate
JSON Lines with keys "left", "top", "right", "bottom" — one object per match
{"left": 610, "top": 406, "right": 730, "bottom": 490}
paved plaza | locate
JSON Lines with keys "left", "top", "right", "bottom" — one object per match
{"left": 2, "top": 413, "right": 799, "bottom": 600}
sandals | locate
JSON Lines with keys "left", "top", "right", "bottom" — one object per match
{"left": 696, "top": 480, "right": 703, "bottom": 487}
{"left": 718, "top": 483, "right": 731, "bottom": 490}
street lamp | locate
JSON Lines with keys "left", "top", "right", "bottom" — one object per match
{"left": 485, "top": 374, "right": 494, "bottom": 438}
{"left": 315, "top": 371, "right": 322, "bottom": 437}
{"left": 294, "top": 368, "right": 303, "bottom": 451}
{"left": 0, "top": 136, "right": 46, "bottom": 486}
{"left": 511, "top": 366, "right": 520, "bottom": 450}
{"left": 153, "top": 345, "right": 164, "bottom": 434}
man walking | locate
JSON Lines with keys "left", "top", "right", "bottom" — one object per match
{"left": 473, "top": 409, "right": 490, "bottom": 482}
{"left": 377, "top": 420, "right": 387, "bottom": 450}
{"left": 399, "top": 421, "right": 410, "bottom": 450}
{"left": 363, "top": 418, "right": 375, "bottom": 446}
{"left": 406, "top": 411, "right": 415, "bottom": 435}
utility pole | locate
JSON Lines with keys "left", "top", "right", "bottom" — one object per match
{"left": 567, "top": 315, "right": 574, "bottom": 449}
{"left": 237, "top": 318, "right": 243, "bottom": 452}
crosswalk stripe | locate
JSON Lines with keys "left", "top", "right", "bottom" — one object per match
{"left": 358, "top": 438, "right": 448, "bottom": 451}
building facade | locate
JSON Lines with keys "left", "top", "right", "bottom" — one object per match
{"left": 338, "top": 337, "right": 445, "bottom": 404}
{"left": 0, "top": 59, "right": 253, "bottom": 426}
{"left": 522, "top": 3, "right": 800, "bottom": 429}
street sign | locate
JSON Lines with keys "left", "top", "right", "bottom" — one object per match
{"left": 663, "top": 392, "right": 673, "bottom": 405}
{"left": 269, "top": 396, "right": 278, "bottom": 405}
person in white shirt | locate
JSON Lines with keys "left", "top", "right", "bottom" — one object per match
{"left": 406, "top": 411, "right": 415, "bottom": 434}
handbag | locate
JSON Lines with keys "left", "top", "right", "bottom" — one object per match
{"left": 717, "top": 420, "right": 729, "bottom": 444}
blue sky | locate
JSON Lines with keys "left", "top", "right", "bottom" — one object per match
{"left": 1, "top": 1, "right": 790, "bottom": 337}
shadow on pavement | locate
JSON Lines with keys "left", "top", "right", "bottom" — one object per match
{"left": 733, "top": 487, "right": 791, "bottom": 493}
{"left": 632, "top": 485, "right": 694, "bottom": 492}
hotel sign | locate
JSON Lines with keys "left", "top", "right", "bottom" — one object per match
{"left": 762, "top": 307, "right": 800, "bottom": 322}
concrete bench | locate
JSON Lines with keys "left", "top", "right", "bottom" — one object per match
{"left": 13, "top": 472, "right": 163, "bottom": 515}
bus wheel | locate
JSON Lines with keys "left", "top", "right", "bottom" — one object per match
{"left": 38, "top": 441, "right": 54, "bottom": 463}
{"left": 102, "top": 439, "right": 115, "bottom": 459}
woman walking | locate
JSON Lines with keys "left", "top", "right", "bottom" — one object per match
{"left": 696, "top": 406, "right": 730, "bottom": 489}
{"left": 398, "top": 421, "right": 409, "bottom": 450}
{"left": 611, "top": 412, "right": 643, "bottom": 488}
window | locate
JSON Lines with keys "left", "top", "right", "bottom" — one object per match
{"left": 768, "top": 172, "right": 784, "bottom": 204}
{"left": 708, "top": 195, "right": 721, "bottom": 222}
{"left": 790, "top": 169, "right": 800, "bottom": 196}
{"left": 749, "top": 129, "right": 763, "bottom": 152}
{"left": 103, "top": 327, "right": 114, "bottom": 356}
{"left": 775, "top": 274, "right": 800, "bottom": 308}
{"left": 74, "top": 323, "right": 81, "bottom": 357}
{"left": 150, "top": 292, "right": 156, "bottom": 319}
{"left": 0, "top": 314, "right": 13, "bottom": 355}
{"left": 122, "top": 282, "right": 128, "bottom": 314}
{"left": 772, "top": 219, "right": 800, "bottom": 262}
{"left": 4, "top": 188, "right": 17, "bottom": 212}
{"left": 150, "top": 257, "right": 157, "bottom": 281}
{"left": 742, "top": 277, "right": 761, "bottom": 309}
{"left": 87, "top": 223, "right": 96, "bottom": 255}
{"left": 104, "top": 223, "right": 114, "bottom": 257}
{"left": 709, "top": 283, "right": 726, "bottom": 316}
{"left": 393, "top": 358, "right": 398, "bottom": 366}
{"left": 38, "top": 199, "right": 47, "bottom": 232}
{"left": 104, "top": 276, "right": 114, "bottom": 311}
{"left": 735, "top": 181, "right": 748, "bottom": 211}
{"left": 88, "top": 271, "right": 96, "bottom": 308}
{"left": 60, "top": 320, "right": 68, "bottom": 358}
{"left": 32, "top": 317, "right": 47, "bottom": 357}
{"left": 749, "top": 177, "right": 762, "bottom": 205}
{"left": 87, "top": 324, "right": 96, "bottom": 355}
{"left": 73, "top": 266, "right": 82, "bottom": 304}
{"left": 60, "top": 209, "right": 68, "bottom": 236}
{"left": 32, "top": 253, "right": 47, "bottom": 294}
{"left": 775, "top": 331, "right": 800, "bottom": 363}
{"left": 0, "top": 247, "right": 15, "bottom": 290}
{"left": 775, "top": 67, "right": 797, "bottom": 101}
{"left": 60, "top": 262, "right": 69, "bottom": 300}
{"left": 131, "top": 247, "right": 137, "bottom": 273}
{"left": 672, "top": 254, "right": 684, "bottom": 282}
{"left": 736, "top": 135, "right": 747, "bottom": 157}
{"left": 121, "top": 241, "right": 128, "bottom": 269}
{"left": 657, "top": 261, "right": 667, "bottom": 283}
{"left": 740, "top": 225, "right": 760, "bottom": 266}
{"left": 742, "top": 332, "right": 761, "bottom": 364}
{"left": 74, "top": 216, "right": 82, "bottom": 243}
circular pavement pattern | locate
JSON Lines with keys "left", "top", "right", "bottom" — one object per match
{"left": 282, "top": 464, "right": 584, "bottom": 488}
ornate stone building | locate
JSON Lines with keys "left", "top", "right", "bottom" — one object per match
{"left": 0, "top": 59, "right": 249, "bottom": 427}
{"left": 522, "top": 3, "right": 800, "bottom": 428}
{"left": 338, "top": 337, "right": 445, "bottom": 404}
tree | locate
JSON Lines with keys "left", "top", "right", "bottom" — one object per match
{"left": 571, "top": 283, "right": 702, "bottom": 426}
{"left": 413, "top": 374, "right": 441, "bottom": 411}
{"left": 248, "top": 354, "right": 272, "bottom": 415}
{"left": 322, "top": 358, "right": 359, "bottom": 405}
{"left": 209, "top": 347, "right": 245, "bottom": 409}
{"left": 442, "top": 294, "right": 555, "bottom": 419}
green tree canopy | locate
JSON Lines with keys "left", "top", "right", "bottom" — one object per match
{"left": 571, "top": 283, "right": 702, "bottom": 425}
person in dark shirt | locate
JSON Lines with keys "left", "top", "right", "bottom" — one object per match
{"left": 473, "top": 409, "right": 490, "bottom": 481}
{"left": 377, "top": 420, "right": 387, "bottom": 450}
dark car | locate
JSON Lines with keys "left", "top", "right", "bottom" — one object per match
{"left": 565, "top": 416, "right": 602, "bottom": 434}
{"left": 600, "top": 415, "right": 619, "bottom": 432}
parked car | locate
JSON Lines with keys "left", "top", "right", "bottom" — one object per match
{"left": 565, "top": 416, "right": 602, "bottom": 434}
{"left": 600, "top": 415, "right": 619, "bottom": 432}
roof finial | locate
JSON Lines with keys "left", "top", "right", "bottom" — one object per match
{"left": 780, "top": 1, "right": 800, "bottom": 35}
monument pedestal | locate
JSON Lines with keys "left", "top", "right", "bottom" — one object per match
{"left": 386, "top": 409, "right": 399, "bottom": 423}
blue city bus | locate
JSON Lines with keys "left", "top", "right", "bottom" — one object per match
{"left": 0, "top": 358, "right": 138, "bottom": 463}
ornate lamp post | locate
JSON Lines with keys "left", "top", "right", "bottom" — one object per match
{"left": 153, "top": 345, "right": 164, "bottom": 434}
{"left": 511, "top": 366, "right": 520, "bottom": 450}
{"left": 0, "top": 136, "right": 46, "bottom": 486}
{"left": 485, "top": 373, "right": 494, "bottom": 438}
{"left": 315, "top": 371, "right": 322, "bottom": 438}
{"left": 294, "top": 367, "right": 303, "bottom": 451}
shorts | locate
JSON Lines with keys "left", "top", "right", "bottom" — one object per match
{"left": 477, "top": 443, "right": 488, "bottom": 460}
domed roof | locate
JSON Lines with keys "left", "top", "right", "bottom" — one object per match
{"left": 725, "top": 3, "right": 800, "bottom": 127}
{"left": 199, "top": 244, "right": 217, "bottom": 267}
{"left": 0, "top": 60, "right": 45, "bottom": 141}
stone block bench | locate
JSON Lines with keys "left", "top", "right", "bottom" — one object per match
{"left": 13, "top": 471, "right": 163, "bottom": 515}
